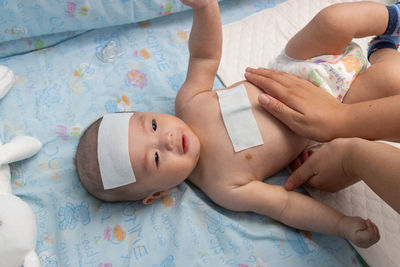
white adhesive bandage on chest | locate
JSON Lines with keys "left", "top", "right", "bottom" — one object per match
{"left": 98, "top": 113, "right": 136, "bottom": 190}
{"left": 217, "top": 84, "right": 264, "bottom": 152}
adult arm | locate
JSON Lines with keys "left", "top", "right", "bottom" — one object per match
{"left": 244, "top": 2, "right": 400, "bottom": 142}
{"left": 285, "top": 138, "right": 400, "bottom": 214}
{"left": 245, "top": 68, "right": 400, "bottom": 142}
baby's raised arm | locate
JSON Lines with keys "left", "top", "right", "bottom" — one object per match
{"left": 175, "top": 0, "right": 222, "bottom": 114}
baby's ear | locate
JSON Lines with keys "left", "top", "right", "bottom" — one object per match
{"left": 142, "top": 189, "right": 172, "bottom": 205}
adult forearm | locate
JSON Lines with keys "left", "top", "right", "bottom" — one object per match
{"left": 349, "top": 138, "right": 400, "bottom": 213}
{"left": 189, "top": 1, "right": 222, "bottom": 60}
{"left": 342, "top": 95, "right": 400, "bottom": 141}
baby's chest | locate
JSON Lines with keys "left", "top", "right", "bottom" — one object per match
{"left": 186, "top": 82, "right": 293, "bottom": 180}
{"left": 199, "top": 134, "right": 270, "bottom": 186}
{"left": 194, "top": 112, "right": 272, "bottom": 182}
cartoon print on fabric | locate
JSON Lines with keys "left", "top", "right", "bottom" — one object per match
{"left": 133, "top": 48, "right": 151, "bottom": 59}
{"left": 10, "top": 163, "right": 26, "bottom": 187}
{"left": 159, "top": 4, "right": 174, "bottom": 16}
{"left": 170, "top": 29, "right": 189, "bottom": 45}
{"left": 161, "top": 191, "right": 180, "bottom": 208}
{"left": 56, "top": 125, "right": 81, "bottom": 140}
{"left": 73, "top": 63, "right": 96, "bottom": 79}
{"left": 284, "top": 228, "right": 318, "bottom": 255}
{"left": 38, "top": 251, "right": 58, "bottom": 267}
{"left": 4, "top": 25, "right": 28, "bottom": 39}
{"left": 153, "top": 255, "right": 175, "bottom": 267}
{"left": 70, "top": 62, "right": 97, "bottom": 94}
{"left": 204, "top": 210, "right": 229, "bottom": 235}
{"left": 138, "top": 20, "right": 151, "bottom": 28}
{"left": 341, "top": 55, "right": 364, "bottom": 73}
{"left": 308, "top": 69, "right": 324, "bottom": 87}
{"left": 65, "top": 1, "right": 89, "bottom": 18}
{"left": 125, "top": 69, "right": 147, "bottom": 89}
{"left": 27, "top": 38, "right": 45, "bottom": 50}
{"left": 104, "top": 225, "right": 127, "bottom": 244}
{"left": 58, "top": 201, "right": 90, "bottom": 230}
{"left": 104, "top": 95, "right": 131, "bottom": 113}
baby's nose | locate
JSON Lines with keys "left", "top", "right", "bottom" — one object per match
{"left": 164, "top": 132, "right": 174, "bottom": 151}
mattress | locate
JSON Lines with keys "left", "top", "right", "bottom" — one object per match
{"left": 217, "top": 0, "right": 399, "bottom": 266}
{"left": 0, "top": 0, "right": 368, "bottom": 266}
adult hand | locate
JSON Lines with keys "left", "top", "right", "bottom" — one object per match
{"left": 245, "top": 67, "right": 349, "bottom": 142}
{"left": 284, "top": 138, "right": 360, "bottom": 192}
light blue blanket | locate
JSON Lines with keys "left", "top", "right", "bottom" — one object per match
{"left": 0, "top": 0, "right": 366, "bottom": 266}
{"left": 0, "top": 0, "right": 194, "bottom": 58}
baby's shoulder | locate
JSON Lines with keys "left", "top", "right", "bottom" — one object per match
{"left": 195, "top": 172, "right": 255, "bottom": 210}
{"left": 177, "top": 90, "right": 220, "bottom": 122}
{"left": 190, "top": 162, "right": 255, "bottom": 198}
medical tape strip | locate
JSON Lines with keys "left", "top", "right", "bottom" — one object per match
{"left": 98, "top": 113, "right": 136, "bottom": 190}
{"left": 216, "top": 84, "right": 264, "bottom": 152}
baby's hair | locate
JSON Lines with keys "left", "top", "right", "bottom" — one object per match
{"left": 75, "top": 113, "right": 148, "bottom": 202}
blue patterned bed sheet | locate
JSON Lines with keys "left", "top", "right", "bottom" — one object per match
{"left": 0, "top": 0, "right": 224, "bottom": 58}
{"left": 0, "top": 0, "right": 192, "bottom": 43}
{"left": 0, "top": 0, "right": 366, "bottom": 266}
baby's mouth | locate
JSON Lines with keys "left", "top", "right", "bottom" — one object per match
{"left": 182, "top": 134, "right": 188, "bottom": 154}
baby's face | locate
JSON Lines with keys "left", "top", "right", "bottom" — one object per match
{"left": 128, "top": 112, "right": 200, "bottom": 193}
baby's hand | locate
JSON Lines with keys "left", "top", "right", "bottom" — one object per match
{"left": 339, "top": 216, "right": 380, "bottom": 248}
{"left": 181, "top": 0, "right": 215, "bottom": 9}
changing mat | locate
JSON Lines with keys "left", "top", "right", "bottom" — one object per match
{"left": 0, "top": 0, "right": 369, "bottom": 266}
{"left": 218, "top": 0, "right": 399, "bottom": 266}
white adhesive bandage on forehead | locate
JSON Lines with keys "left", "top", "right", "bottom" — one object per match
{"left": 217, "top": 84, "right": 264, "bottom": 152}
{"left": 98, "top": 113, "right": 136, "bottom": 190}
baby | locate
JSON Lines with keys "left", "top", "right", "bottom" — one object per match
{"left": 76, "top": 0, "right": 392, "bottom": 248}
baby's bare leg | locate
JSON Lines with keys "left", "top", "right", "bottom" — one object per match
{"left": 285, "top": 2, "right": 388, "bottom": 59}
{"left": 344, "top": 49, "right": 400, "bottom": 103}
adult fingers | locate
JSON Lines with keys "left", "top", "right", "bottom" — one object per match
{"left": 245, "top": 68, "right": 305, "bottom": 110}
{"left": 258, "top": 94, "right": 303, "bottom": 131}
{"left": 284, "top": 159, "right": 316, "bottom": 190}
{"left": 246, "top": 67, "right": 300, "bottom": 86}
{"left": 244, "top": 70, "right": 286, "bottom": 99}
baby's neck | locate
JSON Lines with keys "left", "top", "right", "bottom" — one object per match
{"left": 187, "top": 152, "right": 203, "bottom": 184}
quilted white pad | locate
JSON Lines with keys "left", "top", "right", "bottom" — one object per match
{"left": 218, "top": 0, "right": 399, "bottom": 266}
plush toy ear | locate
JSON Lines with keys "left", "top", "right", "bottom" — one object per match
{"left": 0, "top": 136, "right": 41, "bottom": 165}
{"left": 23, "top": 250, "right": 40, "bottom": 267}
{"left": 0, "top": 65, "right": 15, "bottom": 100}
{"left": 142, "top": 189, "right": 172, "bottom": 205}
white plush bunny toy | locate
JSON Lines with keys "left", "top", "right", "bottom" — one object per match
{"left": 0, "top": 66, "right": 42, "bottom": 267}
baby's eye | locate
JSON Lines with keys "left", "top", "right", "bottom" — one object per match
{"left": 155, "top": 152, "right": 159, "bottom": 166}
{"left": 152, "top": 119, "right": 157, "bottom": 131}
